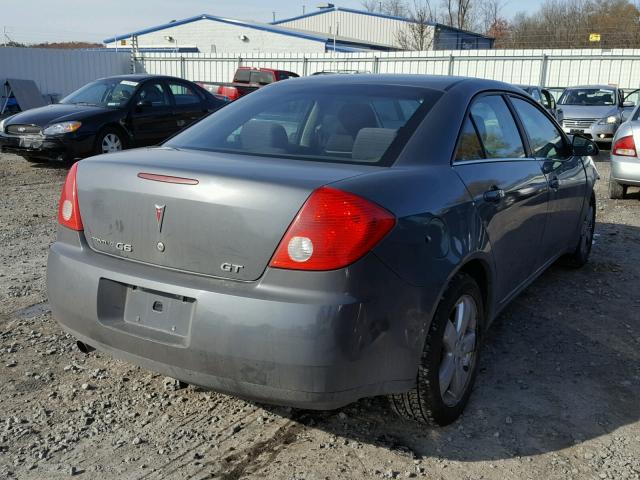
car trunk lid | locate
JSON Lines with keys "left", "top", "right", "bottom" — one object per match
{"left": 77, "top": 147, "right": 374, "bottom": 281}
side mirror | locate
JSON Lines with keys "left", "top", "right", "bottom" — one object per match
{"left": 572, "top": 134, "right": 599, "bottom": 157}
{"left": 623, "top": 101, "right": 635, "bottom": 108}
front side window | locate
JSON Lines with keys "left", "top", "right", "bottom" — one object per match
{"left": 469, "top": 96, "right": 525, "bottom": 159}
{"left": 166, "top": 85, "right": 442, "bottom": 165}
{"left": 559, "top": 88, "right": 616, "bottom": 106}
{"left": 511, "top": 97, "right": 569, "bottom": 160}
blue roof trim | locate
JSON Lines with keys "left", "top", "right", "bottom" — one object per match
{"left": 272, "top": 6, "right": 429, "bottom": 26}
{"left": 103, "top": 14, "right": 330, "bottom": 44}
{"left": 109, "top": 47, "right": 201, "bottom": 53}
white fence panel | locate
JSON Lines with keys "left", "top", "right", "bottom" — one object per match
{"left": 0, "top": 47, "right": 131, "bottom": 99}
{"left": 134, "top": 48, "right": 640, "bottom": 88}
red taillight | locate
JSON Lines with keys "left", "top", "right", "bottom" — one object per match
{"left": 269, "top": 187, "right": 395, "bottom": 271}
{"left": 217, "top": 86, "right": 239, "bottom": 101}
{"left": 57, "top": 162, "right": 83, "bottom": 231}
{"left": 613, "top": 135, "right": 637, "bottom": 157}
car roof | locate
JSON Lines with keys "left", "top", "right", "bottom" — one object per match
{"left": 268, "top": 74, "right": 522, "bottom": 94}
{"left": 564, "top": 85, "right": 619, "bottom": 90}
{"left": 95, "top": 74, "right": 190, "bottom": 83}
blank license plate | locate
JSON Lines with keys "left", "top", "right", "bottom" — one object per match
{"left": 123, "top": 286, "right": 195, "bottom": 337}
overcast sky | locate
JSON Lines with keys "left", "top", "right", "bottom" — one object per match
{"left": 2, "top": 0, "right": 546, "bottom": 44}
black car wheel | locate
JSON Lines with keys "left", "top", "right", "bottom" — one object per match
{"left": 608, "top": 172, "right": 625, "bottom": 200}
{"left": 389, "top": 273, "right": 483, "bottom": 426}
{"left": 563, "top": 196, "right": 595, "bottom": 268}
{"left": 95, "top": 128, "right": 125, "bottom": 155}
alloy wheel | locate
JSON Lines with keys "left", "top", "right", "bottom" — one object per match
{"left": 101, "top": 133, "right": 123, "bottom": 153}
{"left": 439, "top": 294, "right": 478, "bottom": 407}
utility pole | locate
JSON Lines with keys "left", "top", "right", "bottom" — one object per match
{"left": 272, "top": 11, "right": 276, "bottom": 22}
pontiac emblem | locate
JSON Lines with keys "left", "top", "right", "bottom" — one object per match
{"left": 18, "top": 127, "right": 26, "bottom": 133}
{"left": 154, "top": 204, "right": 166, "bottom": 232}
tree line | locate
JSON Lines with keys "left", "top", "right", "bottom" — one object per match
{"left": 362, "top": 0, "right": 640, "bottom": 49}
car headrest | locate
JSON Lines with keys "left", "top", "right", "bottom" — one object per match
{"left": 337, "top": 103, "right": 378, "bottom": 137}
{"left": 325, "top": 133, "right": 354, "bottom": 155}
{"left": 352, "top": 128, "right": 397, "bottom": 162}
{"left": 240, "top": 120, "right": 289, "bottom": 152}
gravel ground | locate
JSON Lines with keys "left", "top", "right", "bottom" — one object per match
{"left": 0, "top": 151, "right": 639, "bottom": 480}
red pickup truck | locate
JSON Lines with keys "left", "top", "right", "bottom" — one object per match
{"left": 198, "top": 67, "right": 299, "bottom": 101}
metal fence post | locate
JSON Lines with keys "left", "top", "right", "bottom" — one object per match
{"left": 130, "top": 35, "right": 138, "bottom": 74}
{"left": 303, "top": 56, "right": 308, "bottom": 76}
{"left": 237, "top": 56, "right": 243, "bottom": 69}
{"left": 180, "top": 56, "right": 186, "bottom": 79}
{"left": 447, "top": 54, "right": 455, "bottom": 76}
{"left": 539, "top": 54, "right": 548, "bottom": 87}
{"left": 373, "top": 55, "right": 380, "bottom": 74}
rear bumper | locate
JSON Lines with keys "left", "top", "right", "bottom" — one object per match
{"left": 47, "top": 229, "right": 425, "bottom": 409}
{"left": 0, "top": 132, "right": 95, "bottom": 161}
{"left": 611, "top": 156, "right": 640, "bottom": 186}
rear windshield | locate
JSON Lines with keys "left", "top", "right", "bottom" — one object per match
{"left": 559, "top": 88, "right": 616, "bottom": 106}
{"left": 166, "top": 84, "right": 442, "bottom": 166}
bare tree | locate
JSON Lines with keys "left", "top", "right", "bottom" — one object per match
{"left": 361, "top": 0, "right": 381, "bottom": 12}
{"left": 478, "top": 0, "right": 506, "bottom": 34}
{"left": 362, "top": 0, "right": 410, "bottom": 16}
{"left": 396, "top": 0, "right": 438, "bottom": 50}
{"left": 441, "top": 0, "right": 474, "bottom": 30}
{"left": 382, "top": 0, "right": 410, "bottom": 16}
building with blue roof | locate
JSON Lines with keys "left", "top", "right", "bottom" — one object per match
{"left": 103, "top": 6, "right": 493, "bottom": 54}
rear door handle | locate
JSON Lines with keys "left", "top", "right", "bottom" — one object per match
{"left": 549, "top": 176, "right": 560, "bottom": 190}
{"left": 483, "top": 188, "right": 505, "bottom": 203}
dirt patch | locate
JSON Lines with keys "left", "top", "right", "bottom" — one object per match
{"left": 0, "top": 152, "right": 639, "bottom": 479}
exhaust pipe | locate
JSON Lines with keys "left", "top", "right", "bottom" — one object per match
{"left": 76, "top": 340, "right": 95, "bottom": 354}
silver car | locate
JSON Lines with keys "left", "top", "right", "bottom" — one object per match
{"left": 609, "top": 104, "right": 640, "bottom": 198}
{"left": 558, "top": 86, "right": 638, "bottom": 143}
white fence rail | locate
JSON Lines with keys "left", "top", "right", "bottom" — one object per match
{"left": 135, "top": 49, "right": 640, "bottom": 88}
{"left": 0, "top": 47, "right": 131, "bottom": 99}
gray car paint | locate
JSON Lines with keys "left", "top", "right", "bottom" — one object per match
{"left": 47, "top": 75, "right": 598, "bottom": 409}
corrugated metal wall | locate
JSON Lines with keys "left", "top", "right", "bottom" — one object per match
{"left": 136, "top": 49, "right": 640, "bottom": 88}
{"left": 0, "top": 47, "right": 131, "bottom": 99}
{"left": 273, "top": 10, "right": 427, "bottom": 49}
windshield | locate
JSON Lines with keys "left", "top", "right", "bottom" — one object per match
{"left": 60, "top": 78, "right": 139, "bottom": 108}
{"left": 559, "top": 88, "right": 616, "bottom": 106}
{"left": 166, "top": 84, "right": 442, "bottom": 166}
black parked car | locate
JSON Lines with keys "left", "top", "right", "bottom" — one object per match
{"left": 0, "top": 74, "right": 228, "bottom": 163}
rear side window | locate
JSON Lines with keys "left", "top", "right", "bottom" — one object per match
{"left": 168, "top": 82, "right": 201, "bottom": 106}
{"left": 455, "top": 116, "right": 484, "bottom": 161}
{"left": 511, "top": 97, "right": 569, "bottom": 160}
{"left": 166, "top": 85, "right": 442, "bottom": 166}
{"left": 470, "top": 96, "right": 525, "bottom": 159}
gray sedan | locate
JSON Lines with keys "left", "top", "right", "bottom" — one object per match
{"left": 609, "top": 104, "right": 640, "bottom": 198}
{"left": 47, "top": 75, "right": 598, "bottom": 426}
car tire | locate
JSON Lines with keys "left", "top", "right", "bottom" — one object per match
{"left": 95, "top": 128, "right": 126, "bottom": 155}
{"left": 389, "top": 272, "right": 483, "bottom": 426}
{"left": 608, "top": 174, "right": 625, "bottom": 200}
{"left": 562, "top": 195, "right": 596, "bottom": 268}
